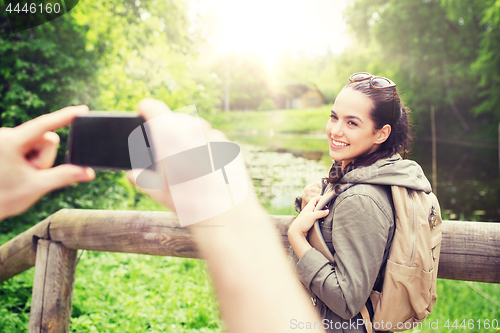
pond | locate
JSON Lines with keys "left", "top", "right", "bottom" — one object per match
{"left": 228, "top": 131, "right": 500, "bottom": 222}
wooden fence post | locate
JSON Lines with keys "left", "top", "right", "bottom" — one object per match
{"left": 29, "top": 240, "right": 78, "bottom": 333}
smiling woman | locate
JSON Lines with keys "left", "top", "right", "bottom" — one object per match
{"left": 288, "top": 73, "right": 430, "bottom": 333}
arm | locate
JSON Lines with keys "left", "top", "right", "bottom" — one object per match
{"left": 129, "top": 98, "right": 326, "bottom": 333}
{"left": 296, "top": 191, "right": 393, "bottom": 319}
{"left": 189, "top": 197, "right": 326, "bottom": 333}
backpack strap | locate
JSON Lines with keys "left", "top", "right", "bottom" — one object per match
{"left": 307, "top": 183, "right": 356, "bottom": 262}
{"left": 361, "top": 305, "right": 373, "bottom": 333}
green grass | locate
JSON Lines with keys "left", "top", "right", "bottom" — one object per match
{"left": 2, "top": 261, "right": 499, "bottom": 332}
{"left": 420, "top": 279, "right": 500, "bottom": 332}
{"left": 70, "top": 252, "right": 222, "bottom": 333}
{"left": 203, "top": 106, "right": 331, "bottom": 133}
{"left": 0, "top": 253, "right": 223, "bottom": 333}
{"left": 0, "top": 272, "right": 33, "bottom": 331}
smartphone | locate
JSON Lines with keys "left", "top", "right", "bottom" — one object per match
{"left": 66, "top": 112, "right": 149, "bottom": 170}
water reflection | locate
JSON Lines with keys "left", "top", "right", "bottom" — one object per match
{"left": 412, "top": 141, "right": 500, "bottom": 222}
{"left": 239, "top": 144, "right": 327, "bottom": 212}
{"left": 230, "top": 132, "right": 500, "bottom": 222}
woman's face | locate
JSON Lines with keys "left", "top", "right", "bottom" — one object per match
{"left": 326, "top": 87, "right": 389, "bottom": 168}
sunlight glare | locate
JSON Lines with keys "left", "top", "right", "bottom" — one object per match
{"left": 196, "top": 0, "right": 350, "bottom": 68}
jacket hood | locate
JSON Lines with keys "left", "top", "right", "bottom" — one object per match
{"left": 336, "top": 154, "right": 432, "bottom": 192}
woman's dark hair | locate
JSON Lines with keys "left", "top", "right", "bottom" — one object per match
{"left": 325, "top": 79, "right": 413, "bottom": 187}
{"left": 348, "top": 79, "right": 412, "bottom": 167}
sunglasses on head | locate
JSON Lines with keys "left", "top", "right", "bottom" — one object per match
{"left": 349, "top": 72, "right": 400, "bottom": 125}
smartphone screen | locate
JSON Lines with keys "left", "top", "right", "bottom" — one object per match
{"left": 67, "top": 112, "right": 148, "bottom": 170}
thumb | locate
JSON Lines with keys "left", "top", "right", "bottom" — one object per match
{"left": 35, "top": 165, "right": 95, "bottom": 194}
{"left": 126, "top": 169, "right": 176, "bottom": 211}
{"left": 126, "top": 170, "right": 136, "bottom": 186}
{"left": 137, "top": 98, "right": 171, "bottom": 122}
{"left": 314, "top": 209, "right": 329, "bottom": 220}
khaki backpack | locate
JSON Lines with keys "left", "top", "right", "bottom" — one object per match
{"left": 360, "top": 186, "right": 443, "bottom": 332}
{"left": 309, "top": 184, "right": 442, "bottom": 332}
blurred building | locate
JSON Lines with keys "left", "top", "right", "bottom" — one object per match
{"left": 275, "top": 83, "right": 325, "bottom": 109}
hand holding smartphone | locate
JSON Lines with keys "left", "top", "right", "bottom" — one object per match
{"left": 66, "top": 112, "right": 149, "bottom": 170}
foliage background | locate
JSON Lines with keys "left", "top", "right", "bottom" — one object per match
{"left": 1, "top": 0, "right": 500, "bottom": 331}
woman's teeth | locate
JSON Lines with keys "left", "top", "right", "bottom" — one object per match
{"left": 332, "top": 139, "right": 349, "bottom": 147}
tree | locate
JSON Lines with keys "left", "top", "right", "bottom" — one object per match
{"left": 211, "top": 52, "right": 273, "bottom": 111}
{"left": 344, "top": 0, "right": 499, "bottom": 139}
{"left": 469, "top": 0, "right": 500, "bottom": 119}
{"left": 0, "top": 4, "right": 98, "bottom": 128}
{"left": 275, "top": 51, "right": 337, "bottom": 104}
{"left": 69, "top": 0, "right": 220, "bottom": 114}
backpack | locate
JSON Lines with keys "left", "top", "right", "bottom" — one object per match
{"left": 308, "top": 184, "right": 442, "bottom": 332}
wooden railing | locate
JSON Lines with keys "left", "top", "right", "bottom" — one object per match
{"left": 0, "top": 209, "right": 499, "bottom": 332}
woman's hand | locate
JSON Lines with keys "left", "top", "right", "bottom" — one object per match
{"left": 300, "top": 181, "right": 322, "bottom": 210}
{"left": 288, "top": 196, "right": 329, "bottom": 259}
{"left": 290, "top": 196, "right": 329, "bottom": 237}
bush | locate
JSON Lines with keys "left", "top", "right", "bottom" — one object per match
{"left": 257, "top": 98, "right": 277, "bottom": 111}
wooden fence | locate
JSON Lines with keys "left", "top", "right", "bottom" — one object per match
{"left": 0, "top": 209, "right": 499, "bottom": 332}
